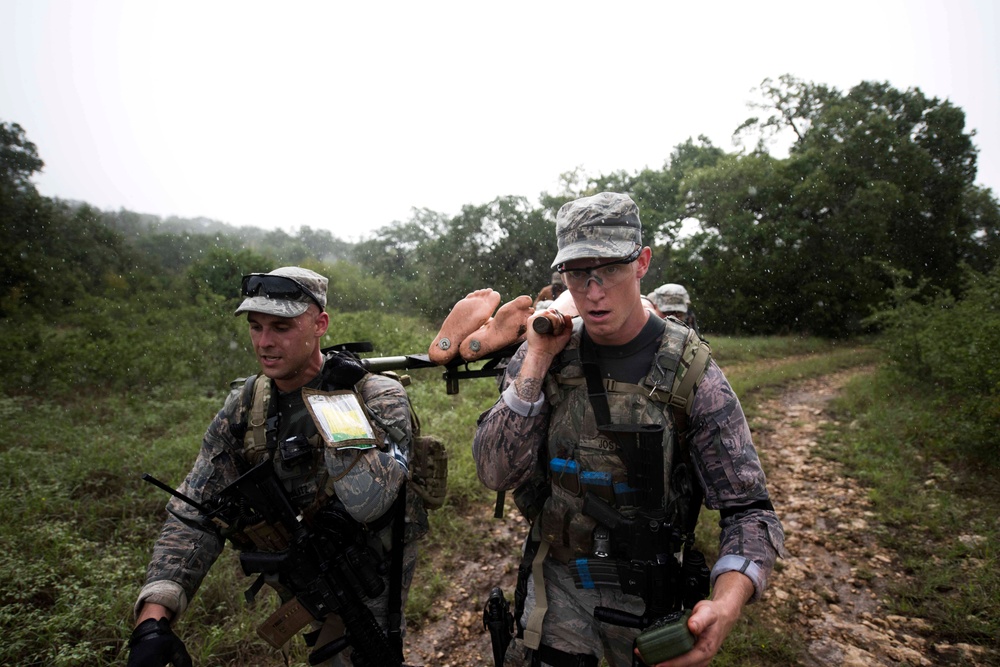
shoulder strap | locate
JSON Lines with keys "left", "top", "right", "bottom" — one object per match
{"left": 579, "top": 333, "right": 612, "bottom": 427}
{"left": 248, "top": 374, "right": 272, "bottom": 455}
{"left": 231, "top": 373, "right": 275, "bottom": 470}
{"left": 669, "top": 330, "right": 711, "bottom": 539}
{"left": 670, "top": 331, "right": 712, "bottom": 433}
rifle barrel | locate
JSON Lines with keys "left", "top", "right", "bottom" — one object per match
{"left": 141, "top": 473, "right": 212, "bottom": 514}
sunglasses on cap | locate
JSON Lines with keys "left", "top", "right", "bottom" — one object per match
{"left": 240, "top": 274, "right": 324, "bottom": 310}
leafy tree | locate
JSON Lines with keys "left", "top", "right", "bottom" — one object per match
{"left": 260, "top": 228, "right": 311, "bottom": 265}
{"left": 297, "top": 225, "right": 353, "bottom": 263}
{"left": 739, "top": 76, "right": 980, "bottom": 290}
{"left": 324, "top": 260, "right": 394, "bottom": 314}
{"left": 0, "top": 121, "right": 44, "bottom": 196}
{"left": 353, "top": 208, "right": 449, "bottom": 315}
{"left": 633, "top": 137, "right": 727, "bottom": 292}
{"left": 1, "top": 121, "right": 46, "bottom": 316}
{"left": 958, "top": 185, "right": 1000, "bottom": 273}
{"left": 2, "top": 198, "right": 136, "bottom": 317}
{"left": 676, "top": 75, "right": 993, "bottom": 336}
{"left": 186, "top": 246, "right": 273, "bottom": 302}
{"left": 418, "top": 196, "right": 553, "bottom": 318}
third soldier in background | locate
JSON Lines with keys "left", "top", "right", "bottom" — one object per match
{"left": 473, "top": 192, "right": 785, "bottom": 667}
{"left": 648, "top": 283, "right": 699, "bottom": 335}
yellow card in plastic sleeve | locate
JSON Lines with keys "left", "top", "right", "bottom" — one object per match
{"left": 302, "top": 390, "right": 377, "bottom": 450}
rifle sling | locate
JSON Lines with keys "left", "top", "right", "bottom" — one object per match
{"left": 579, "top": 333, "right": 612, "bottom": 428}
{"left": 387, "top": 481, "right": 406, "bottom": 659}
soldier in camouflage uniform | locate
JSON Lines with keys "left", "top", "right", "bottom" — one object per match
{"left": 648, "top": 283, "right": 699, "bottom": 334}
{"left": 534, "top": 272, "right": 567, "bottom": 310}
{"left": 473, "top": 193, "right": 785, "bottom": 667}
{"left": 128, "top": 267, "right": 423, "bottom": 667}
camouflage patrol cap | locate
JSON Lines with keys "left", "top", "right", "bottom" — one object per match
{"left": 234, "top": 266, "right": 328, "bottom": 318}
{"left": 648, "top": 283, "right": 690, "bottom": 314}
{"left": 551, "top": 192, "right": 642, "bottom": 269}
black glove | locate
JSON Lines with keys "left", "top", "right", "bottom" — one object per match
{"left": 127, "top": 617, "right": 193, "bottom": 667}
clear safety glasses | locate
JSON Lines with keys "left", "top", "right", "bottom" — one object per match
{"left": 557, "top": 248, "right": 640, "bottom": 293}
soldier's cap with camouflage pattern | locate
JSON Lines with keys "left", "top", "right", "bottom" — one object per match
{"left": 648, "top": 283, "right": 690, "bottom": 314}
{"left": 234, "top": 266, "right": 328, "bottom": 318}
{"left": 551, "top": 192, "right": 642, "bottom": 269}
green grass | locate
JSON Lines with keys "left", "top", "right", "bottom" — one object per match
{"left": 706, "top": 334, "right": 862, "bottom": 366}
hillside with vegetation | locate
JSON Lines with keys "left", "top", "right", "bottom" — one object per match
{"left": 0, "top": 74, "right": 997, "bottom": 665}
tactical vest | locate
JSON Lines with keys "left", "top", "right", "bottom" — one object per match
{"left": 528, "top": 317, "right": 711, "bottom": 558}
{"left": 236, "top": 353, "right": 446, "bottom": 542}
{"left": 238, "top": 353, "right": 372, "bottom": 514}
{"left": 228, "top": 353, "right": 425, "bottom": 654}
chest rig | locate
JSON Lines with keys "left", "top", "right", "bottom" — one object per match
{"left": 536, "top": 317, "right": 711, "bottom": 558}
{"left": 509, "top": 318, "right": 713, "bottom": 657}
{"left": 238, "top": 352, "right": 374, "bottom": 515}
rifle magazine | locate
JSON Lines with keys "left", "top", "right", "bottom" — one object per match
{"left": 257, "top": 597, "right": 315, "bottom": 649}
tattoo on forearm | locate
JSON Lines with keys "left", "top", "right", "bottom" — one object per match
{"left": 515, "top": 377, "right": 542, "bottom": 402}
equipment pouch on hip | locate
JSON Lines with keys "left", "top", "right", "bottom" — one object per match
{"left": 539, "top": 485, "right": 595, "bottom": 555}
{"left": 410, "top": 434, "right": 448, "bottom": 510}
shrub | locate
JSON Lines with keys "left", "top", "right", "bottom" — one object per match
{"left": 868, "top": 265, "right": 1000, "bottom": 462}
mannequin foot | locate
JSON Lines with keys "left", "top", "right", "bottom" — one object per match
{"left": 459, "top": 295, "right": 534, "bottom": 361}
{"left": 429, "top": 289, "right": 502, "bottom": 364}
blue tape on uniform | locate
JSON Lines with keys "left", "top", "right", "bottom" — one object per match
{"left": 574, "top": 558, "right": 595, "bottom": 589}
{"left": 550, "top": 458, "right": 579, "bottom": 474}
{"left": 580, "top": 471, "right": 612, "bottom": 486}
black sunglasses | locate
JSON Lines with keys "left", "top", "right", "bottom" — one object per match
{"left": 240, "top": 274, "right": 324, "bottom": 310}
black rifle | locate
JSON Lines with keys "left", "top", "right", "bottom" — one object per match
{"left": 144, "top": 460, "right": 404, "bottom": 667}
{"left": 482, "top": 587, "right": 514, "bottom": 667}
{"left": 581, "top": 424, "right": 707, "bottom": 665}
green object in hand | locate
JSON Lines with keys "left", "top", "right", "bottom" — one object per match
{"left": 635, "top": 610, "right": 696, "bottom": 665}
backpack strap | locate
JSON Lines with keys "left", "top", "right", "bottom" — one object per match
{"left": 669, "top": 331, "right": 712, "bottom": 434}
{"left": 521, "top": 525, "right": 550, "bottom": 651}
{"left": 668, "top": 331, "right": 711, "bottom": 540}
{"left": 248, "top": 374, "right": 273, "bottom": 457}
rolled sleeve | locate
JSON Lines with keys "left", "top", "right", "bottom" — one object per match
{"left": 501, "top": 383, "right": 546, "bottom": 417}
{"left": 135, "top": 579, "right": 189, "bottom": 620}
{"left": 473, "top": 346, "right": 549, "bottom": 491}
{"left": 710, "top": 555, "right": 766, "bottom": 602}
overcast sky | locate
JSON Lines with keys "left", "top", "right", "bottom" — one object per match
{"left": 2, "top": 0, "right": 998, "bottom": 241}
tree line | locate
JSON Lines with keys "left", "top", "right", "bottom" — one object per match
{"left": 2, "top": 75, "right": 998, "bottom": 346}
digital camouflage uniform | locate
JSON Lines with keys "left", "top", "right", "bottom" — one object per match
{"left": 474, "top": 324, "right": 784, "bottom": 666}
{"left": 136, "top": 354, "right": 423, "bottom": 667}
{"left": 472, "top": 192, "right": 785, "bottom": 667}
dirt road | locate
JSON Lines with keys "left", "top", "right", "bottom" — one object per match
{"left": 403, "top": 368, "right": 997, "bottom": 667}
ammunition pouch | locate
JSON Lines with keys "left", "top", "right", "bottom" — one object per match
{"left": 539, "top": 485, "right": 597, "bottom": 556}
{"left": 410, "top": 435, "right": 448, "bottom": 510}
